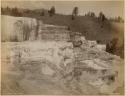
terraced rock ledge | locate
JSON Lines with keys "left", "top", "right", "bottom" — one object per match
{"left": 1, "top": 15, "right": 124, "bottom": 95}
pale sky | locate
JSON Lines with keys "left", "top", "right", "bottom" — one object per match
{"left": 1, "top": 0, "right": 124, "bottom": 18}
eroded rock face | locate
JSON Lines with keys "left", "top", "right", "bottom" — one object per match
{"left": 1, "top": 15, "right": 124, "bottom": 95}
{"left": 1, "top": 15, "right": 43, "bottom": 41}
{"left": 1, "top": 41, "right": 123, "bottom": 95}
{"left": 1, "top": 15, "right": 70, "bottom": 42}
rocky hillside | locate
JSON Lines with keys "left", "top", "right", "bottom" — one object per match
{"left": 40, "top": 14, "right": 124, "bottom": 58}
{"left": 2, "top": 14, "right": 124, "bottom": 58}
{"left": 1, "top": 15, "right": 70, "bottom": 42}
{"left": 1, "top": 15, "right": 124, "bottom": 95}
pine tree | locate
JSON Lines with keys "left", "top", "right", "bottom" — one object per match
{"left": 99, "top": 12, "right": 106, "bottom": 21}
{"left": 72, "top": 7, "right": 78, "bottom": 20}
{"left": 49, "top": 6, "right": 56, "bottom": 16}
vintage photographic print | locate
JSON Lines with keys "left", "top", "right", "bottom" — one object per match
{"left": 1, "top": 0, "right": 124, "bottom": 95}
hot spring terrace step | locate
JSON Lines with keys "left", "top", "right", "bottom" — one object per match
{"left": 43, "top": 24, "right": 68, "bottom": 30}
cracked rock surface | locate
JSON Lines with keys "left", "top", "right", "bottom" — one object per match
{"left": 1, "top": 15, "right": 124, "bottom": 95}
{"left": 1, "top": 41, "right": 124, "bottom": 95}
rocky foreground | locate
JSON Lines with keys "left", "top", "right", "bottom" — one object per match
{"left": 1, "top": 40, "right": 124, "bottom": 95}
{"left": 1, "top": 15, "right": 124, "bottom": 95}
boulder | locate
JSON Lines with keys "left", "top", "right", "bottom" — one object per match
{"left": 96, "top": 44, "right": 106, "bottom": 51}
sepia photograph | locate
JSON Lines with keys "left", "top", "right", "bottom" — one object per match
{"left": 1, "top": 0, "right": 124, "bottom": 95}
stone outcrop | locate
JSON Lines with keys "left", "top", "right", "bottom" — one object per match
{"left": 38, "top": 24, "right": 70, "bottom": 41}
{"left": 1, "top": 15, "right": 70, "bottom": 42}
{"left": 2, "top": 40, "right": 123, "bottom": 95}
{"left": 1, "top": 15, "right": 42, "bottom": 41}
{"left": 1, "top": 15, "right": 124, "bottom": 95}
